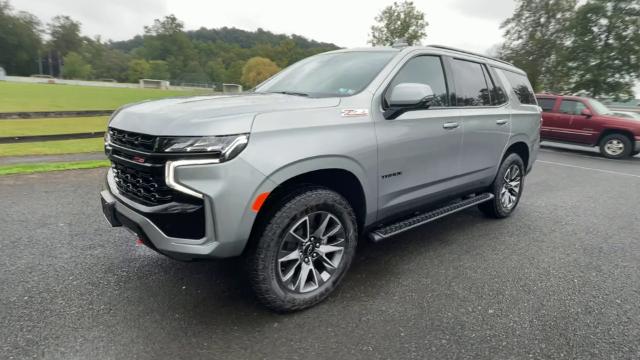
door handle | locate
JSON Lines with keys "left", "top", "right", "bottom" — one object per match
{"left": 443, "top": 122, "right": 460, "bottom": 130}
{"left": 496, "top": 119, "right": 509, "bottom": 125}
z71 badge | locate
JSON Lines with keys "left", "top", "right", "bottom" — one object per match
{"left": 341, "top": 109, "right": 369, "bottom": 117}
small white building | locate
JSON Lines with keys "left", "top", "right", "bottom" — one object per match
{"left": 0, "top": 67, "right": 6, "bottom": 81}
{"left": 139, "top": 79, "right": 169, "bottom": 90}
{"left": 222, "top": 83, "right": 243, "bottom": 93}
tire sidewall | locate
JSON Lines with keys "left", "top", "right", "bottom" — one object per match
{"left": 600, "top": 134, "right": 632, "bottom": 159}
{"left": 491, "top": 153, "right": 525, "bottom": 217}
{"left": 252, "top": 189, "right": 358, "bottom": 311}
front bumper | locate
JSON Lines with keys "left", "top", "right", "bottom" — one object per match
{"left": 101, "top": 157, "right": 276, "bottom": 260}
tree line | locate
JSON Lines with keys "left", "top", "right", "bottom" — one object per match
{"left": 2, "top": 0, "right": 638, "bottom": 97}
{"left": 0, "top": 1, "right": 337, "bottom": 88}
{"left": 368, "top": 0, "right": 639, "bottom": 100}
{"left": 500, "top": 0, "right": 639, "bottom": 99}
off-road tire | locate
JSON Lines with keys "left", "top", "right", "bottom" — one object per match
{"left": 247, "top": 187, "right": 358, "bottom": 312}
{"left": 479, "top": 153, "right": 525, "bottom": 219}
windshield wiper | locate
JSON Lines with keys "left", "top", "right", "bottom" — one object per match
{"left": 268, "top": 91, "right": 310, "bottom": 97}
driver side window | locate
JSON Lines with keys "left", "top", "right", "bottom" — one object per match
{"left": 385, "top": 56, "right": 449, "bottom": 108}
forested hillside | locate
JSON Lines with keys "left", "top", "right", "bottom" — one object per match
{"left": 0, "top": 1, "right": 339, "bottom": 87}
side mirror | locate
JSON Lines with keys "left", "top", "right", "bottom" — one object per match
{"left": 581, "top": 108, "right": 593, "bottom": 117}
{"left": 384, "top": 83, "right": 435, "bottom": 120}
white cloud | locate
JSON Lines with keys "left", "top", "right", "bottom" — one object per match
{"left": 13, "top": 0, "right": 510, "bottom": 52}
{"left": 448, "top": 0, "right": 515, "bottom": 21}
{"left": 13, "top": 0, "right": 167, "bottom": 41}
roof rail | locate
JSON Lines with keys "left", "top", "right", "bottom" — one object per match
{"left": 427, "top": 45, "right": 514, "bottom": 66}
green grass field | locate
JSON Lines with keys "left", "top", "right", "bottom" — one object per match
{"left": 0, "top": 160, "right": 109, "bottom": 176}
{"left": 0, "top": 81, "right": 211, "bottom": 112}
{"left": 0, "top": 138, "right": 104, "bottom": 157}
{"left": 0, "top": 116, "right": 108, "bottom": 136}
{"left": 0, "top": 81, "right": 211, "bottom": 173}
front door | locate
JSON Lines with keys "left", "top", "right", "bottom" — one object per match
{"left": 561, "top": 100, "right": 599, "bottom": 145}
{"left": 552, "top": 99, "right": 592, "bottom": 144}
{"left": 373, "top": 55, "right": 463, "bottom": 219}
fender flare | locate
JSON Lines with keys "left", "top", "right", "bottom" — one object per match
{"left": 255, "top": 155, "right": 377, "bottom": 224}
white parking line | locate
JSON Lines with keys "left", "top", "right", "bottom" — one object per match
{"left": 537, "top": 160, "right": 640, "bottom": 179}
{"left": 539, "top": 149, "right": 640, "bottom": 163}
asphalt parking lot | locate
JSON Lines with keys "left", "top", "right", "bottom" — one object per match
{"left": 2, "top": 145, "right": 640, "bottom": 360}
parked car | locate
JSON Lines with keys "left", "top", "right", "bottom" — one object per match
{"left": 611, "top": 111, "right": 640, "bottom": 120}
{"left": 101, "top": 45, "right": 540, "bottom": 312}
{"left": 536, "top": 94, "right": 640, "bottom": 159}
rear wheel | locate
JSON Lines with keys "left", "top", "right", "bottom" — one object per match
{"left": 479, "top": 153, "right": 525, "bottom": 219}
{"left": 599, "top": 134, "right": 632, "bottom": 159}
{"left": 248, "top": 188, "right": 358, "bottom": 312}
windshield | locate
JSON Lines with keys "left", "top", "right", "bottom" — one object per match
{"left": 588, "top": 98, "right": 614, "bottom": 115}
{"left": 255, "top": 51, "right": 397, "bottom": 98}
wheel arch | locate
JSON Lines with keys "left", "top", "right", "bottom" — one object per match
{"left": 244, "top": 158, "right": 373, "bottom": 254}
{"left": 503, "top": 140, "right": 530, "bottom": 169}
{"left": 597, "top": 128, "right": 634, "bottom": 146}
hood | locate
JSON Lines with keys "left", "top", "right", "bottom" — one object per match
{"left": 600, "top": 114, "right": 640, "bottom": 127}
{"left": 108, "top": 93, "right": 340, "bottom": 136}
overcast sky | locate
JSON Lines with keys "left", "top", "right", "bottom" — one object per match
{"left": 10, "top": 0, "right": 640, "bottom": 95}
{"left": 14, "top": 0, "right": 514, "bottom": 52}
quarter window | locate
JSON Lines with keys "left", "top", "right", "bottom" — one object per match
{"left": 559, "top": 100, "right": 587, "bottom": 115}
{"left": 451, "top": 59, "right": 492, "bottom": 106}
{"left": 502, "top": 70, "right": 536, "bottom": 105}
{"left": 385, "top": 56, "right": 449, "bottom": 108}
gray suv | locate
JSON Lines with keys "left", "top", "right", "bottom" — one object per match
{"left": 101, "top": 45, "right": 540, "bottom": 312}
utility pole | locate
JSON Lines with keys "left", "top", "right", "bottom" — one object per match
{"left": 37, "top": 51, "right": 43, "bottom": 74}
{"left": 58, "top": 50, "right": 63, "bottom": 79}
{"left": 48, "top": 50, "right": 53, "bottom": 76}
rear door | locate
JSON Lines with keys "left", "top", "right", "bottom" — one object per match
{"left": 538, "top": 97, "right": 561, "bottom": 140}
{"left": 541, "top": 97, "right": 577, "bottom": 142}
{"left": 450, "top": 58, "right": 511, "bottom": 184}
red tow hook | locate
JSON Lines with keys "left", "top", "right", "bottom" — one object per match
{"left": 135, "top": 238, "right": 144, "bottom": 246}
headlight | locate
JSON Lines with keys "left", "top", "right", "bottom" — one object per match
{"left": 157, "top": 134, "right": 249, "bottom": 162}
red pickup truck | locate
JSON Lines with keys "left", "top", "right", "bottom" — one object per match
{"left": 536, "top": 94, "right": 640, "bottom": 159}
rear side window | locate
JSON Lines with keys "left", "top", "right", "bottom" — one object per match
{"left": 503, "top": 70, "right": 536, "bottom": 105}
{"left": 537, "top": 98, "right": 556, "bottom": 112}
{"left": 559, "top": 100, "right": 587, "bottom": 115}
{"left": 451, "top": 59, "right": 492, "bottom": 106}
{"left": 385, "top": 56, "right": 449, "bottom": 107}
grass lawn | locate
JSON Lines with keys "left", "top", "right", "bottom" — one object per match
{"left": 0, "top": 81, "right": 212, "bottom": 112}
{"left": 0, "top": 138, "right": 104, "bottom": 157}
{"left": 0, "top": 160, "right": 109, "bottom": 176}
{"left": 0, "top": 116, "right": 108, "bottom": 137}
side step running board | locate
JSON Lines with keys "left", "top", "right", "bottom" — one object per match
{"left": 369, "top": 193, "right": 494, "bottom": 242}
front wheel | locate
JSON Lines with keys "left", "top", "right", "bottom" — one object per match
{"left": 599, "top": 134, "right": 632, "bottom": 159}
{"left": 479, "top": 153, "right": 525, "bottom": 219}
{"left": 248, "top": 188, "right": 358, "bottom": 312}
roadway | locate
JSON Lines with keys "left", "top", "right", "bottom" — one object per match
{"left": 2, "top": 145, "right": 640, "bottom": 359}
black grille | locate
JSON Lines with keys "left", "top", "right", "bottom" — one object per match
{"left": 107, "top": 128, "right": 206, "bottom": 239}
{"left": 109, "top": 128, "right": 157, "bottom": 153}
{"left": 112, "top": 162, "right": 172, "bottom": 206}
